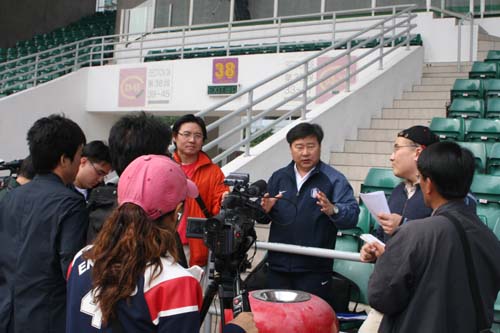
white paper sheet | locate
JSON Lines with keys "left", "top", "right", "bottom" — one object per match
{"left": 359, "top": 191, "right": 390, "bottom": 220}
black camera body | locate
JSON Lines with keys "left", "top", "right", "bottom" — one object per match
{"left": 187, "top": 172, "right": 267, "bottom": 259}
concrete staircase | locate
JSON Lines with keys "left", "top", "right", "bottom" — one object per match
{"left": 331, "top": 63, "right": 470, "bottom": 197}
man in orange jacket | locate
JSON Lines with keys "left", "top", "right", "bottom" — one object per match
{"left": 172, "top": 114, "right": 229, "bottom": 267}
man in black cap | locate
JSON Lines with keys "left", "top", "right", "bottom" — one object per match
{"left": 373, "top": 125, "right": 440, "bottom": 241}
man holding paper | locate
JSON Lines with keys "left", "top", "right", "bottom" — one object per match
{"left": 374, "top": 126, "right": 439, "bottom": 241}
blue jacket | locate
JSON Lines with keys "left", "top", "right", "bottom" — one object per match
{"left": 265, "top": 161, "right": 359, "bottom": 272}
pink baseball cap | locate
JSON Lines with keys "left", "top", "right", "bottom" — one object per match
{"left": 118, "top": 155, "right": 198, "bottom": 220}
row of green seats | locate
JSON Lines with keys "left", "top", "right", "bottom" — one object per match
{"left": 448, "top": 97, "right": 500, "bottom": 119}
{"left": 430, "top": 117, "right": 500, "bottom": 145}
{"left": 451, "top": 78, "right": 500, "bottom": 101}
{"left": 143, "top": 34, "right": 423, "bottom": 63}
{"left": 469, "top": 61, "right": 500, "bottom": 79}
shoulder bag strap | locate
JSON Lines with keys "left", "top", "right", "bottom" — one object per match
{"left": 442, "top": 211, "right": 490, "bottom": 332}
{"left": 195, "top": 195, "right": 212, "bottom": 218}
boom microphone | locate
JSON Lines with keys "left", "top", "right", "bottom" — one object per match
{"left": 247, "top": 179, "right": 267, "bottom": 197}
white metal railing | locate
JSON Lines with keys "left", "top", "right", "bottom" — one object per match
{"left": 195, "top": 5, "right": 417, "bottom": 165}
{"left": 0, "top": 5, "right": 417, "bottom": 96}
{"left": 202, "top": 241, "right": 364, "bottom": 333}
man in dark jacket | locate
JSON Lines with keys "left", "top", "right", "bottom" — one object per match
{"left": 363, "top": 141, "right": 500, "bottom": 332}
{"left": 0, "top": 114, "right": 87, "bottom": 333}
{"left": 261, "top": 122, "right": 359, "bottom": 304}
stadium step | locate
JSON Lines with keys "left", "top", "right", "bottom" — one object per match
{"left": 401, "top": 91, "right": 450, "bottom": 100}
{"left": 331, "top": 62, "right": 467, "bottom": 196}
{"left": 382, "top": 108, "right": 446, "bottom": 119}
{"left": 392, "top": 99, "right": 448, "bottom": 108}
{"left": 370, "top": 118, "right": 430, "bottom": 129}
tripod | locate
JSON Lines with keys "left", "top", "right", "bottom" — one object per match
{"left": 199, "top": 249, "right": 253, "bottom": 327}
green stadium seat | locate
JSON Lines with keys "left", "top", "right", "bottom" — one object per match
{"left": 457, "top": 142, "right": 487, "bottom": 173}
{"left": 469, "top": 61, "right": 499, "bottom": 79}
{"left": 471, "top": 174, "right": 500, "bottom": 202}
{"left": 430, "top": 117, "right": 465, "bottom": 141}
{"left": 335, "top": 228, "right": 362, "bottom": 252}
{"left": 485, "top": 50, "right": 500, "bottom": 64}
{"left": 493, "top": 217, "right": 500, "bottom": 240}
{"left": 486, "top": 98, "right": 500, "bottom": 119}
{"left": 476, "top": 204, "right": 500, "bottom": 231}
{"left": 356, "top": 203, "right": 373, "bottom": 234}
{"left": 487, "top": 143, "right": 500, "bottom": 176}
{"left": 450, "top": 79, "right": 484, "bottom": 100}
{"left": 471, "top": 174, "right": 500, "bottom": 230}
{"left": 465, "top": 119, "right": 500, "bottom": 151}
{"left": 485, "top": 79, "right": 500, "bottom": 100}
{"left": 360, "top": 168, "right": 401, "bottom": 197}
{"left": 448, "top": 98, "right": 485, "bottom": 119}
{"left": 333, "top": 260, "right": 374, "bottom": 304}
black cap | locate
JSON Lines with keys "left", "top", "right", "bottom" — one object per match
{"left": 397, "top": 126, "right": 439, "bottom": 148}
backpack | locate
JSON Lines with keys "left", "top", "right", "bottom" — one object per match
{"left": 86, "top": 184, "right": 118, "bottom": 244}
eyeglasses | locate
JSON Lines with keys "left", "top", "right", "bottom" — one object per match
{"left": 392, "top": 144, "right": 419, "bottom": 153}
{"left": 178, "top": 131, "right": 203, "bottom": 141}
{"left": 90, "top": 161, "right": 108, "bottom": 177}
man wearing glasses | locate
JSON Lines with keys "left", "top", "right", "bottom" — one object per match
{"left": 373, "top": 126, "right": 440, "bottom": 242}
{"left": 73, "top": 140, "right": 112, "bottom": 201}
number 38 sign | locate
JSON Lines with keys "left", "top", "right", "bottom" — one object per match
{"left": 212, "top": 58, "right": 238, "bottom": 84}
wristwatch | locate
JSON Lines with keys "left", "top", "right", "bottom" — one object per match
{"left": 332, "top": 205, "right": 339, "bottom": 215}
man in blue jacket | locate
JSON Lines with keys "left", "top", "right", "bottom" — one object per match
{"left": 261, "top": 122, "right": 359, "bottom": 305}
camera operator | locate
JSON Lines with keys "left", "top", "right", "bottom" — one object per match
{"left": 0, "top": 155, "right": 35, "bottom": 201}
{"left": 66, "top": 155, "right": 258, "bottom": 333}
{"left": 261, "top": 123, "right": 359, "bottom": 306}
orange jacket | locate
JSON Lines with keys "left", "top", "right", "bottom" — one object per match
{"left": 173, "top": 151, "right": 228, "bottom": 267}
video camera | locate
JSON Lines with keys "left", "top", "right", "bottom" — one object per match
{"left": 187, "top": 172, "right": 268, "bottom": 259}
{"left": 0, "top": 159, "right": 23, "bottom": 173}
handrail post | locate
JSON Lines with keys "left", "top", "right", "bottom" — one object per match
{"left": 302, "top": 62, "right": 308, "bottom": 119}
{"left": 371, "top": 0, "right": 376, "bottom": 16}
{"left": 139, "top": 35, "right": 144, "bottom": 62}
{"left": 480, "top": 0, "right": 485, "bottom": 18}
{"left": 181, "top": 28, "right": 186, "bottom": 59}
{"left": 441, "top": 0, "right": 445, "bottom": 17}
{"left": 458, "top": 19, "right": 462, "bottom": 72}
{"left": 392, "top": 6, "right": 396, "bottom": 47}
{"left": 379, "top": 22, "right": 384, "bottom": 70}
{"left": 406, "top": 16, "right": 410, "bottom": 51}
{"left": 331, "top": 13, "right": 336, "bottom": 44}
{"left": 245, "top": 90, "right": 253, "bottom": 156}
{"left": 277, "top": 18, "right": 282, "bottom": 53}
{"left": 469, "top": 14, "right": 474, "bottom": 63}
{"left": 227, "top": 22, "right": 232, "bottom": 56}
{"left": 34, "top": 53, "right": 39, "bottom": 87}
{"left": 346, "top": 41, "right": 351, "bottom": 93}
{"left": 74, "top": 43, "right": 80, "bottom": 71}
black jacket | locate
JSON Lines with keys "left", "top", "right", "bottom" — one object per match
{"left": 369, "top": 200, "right": 500, "bottom": 333}
{"left": 0, "top": 173, "right": 88, "bottom": 333}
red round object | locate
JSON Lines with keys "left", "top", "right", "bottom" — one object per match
{"left": 247, "top": 289, "right": 339, "bottom": 333}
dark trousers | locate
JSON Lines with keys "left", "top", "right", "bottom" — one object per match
{"left": 267, "top": 269, "right": 333, "bottom": 306}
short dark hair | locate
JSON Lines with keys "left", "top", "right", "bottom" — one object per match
{"left": 82, "top": 141, "right": 111, "bottom": 164}
{"left": 286, "top": 123, "right": 324, "bottom": 145}
{"left": 108, "top": 112, "right": 172, "bottom": 175}
{"left": 417, "top": 141, "right": 475, "bottom": 200}
{"left": 172, "top": 114, "right": 208, "bottom": 141}
{"left": 27, "top": 114, "right": 86, "bottom": 174}
{"left": 18, "top": 155, "right": 35, "bottom": 180}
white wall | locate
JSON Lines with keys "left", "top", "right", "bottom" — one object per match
{"left": 0, "top": 70, "right": 119, "bottom": 160}
{"left": 477, "top": 17, "right": 500, "bottom": 38}
{"left": 222, "top": 47, "right": 424, "bottom": 182}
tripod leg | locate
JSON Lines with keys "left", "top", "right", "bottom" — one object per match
{"left": 200, "top": 281, "right": 219, "bottom": 323}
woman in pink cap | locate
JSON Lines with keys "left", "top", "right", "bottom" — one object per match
{"left": 65, "top": 155, "right": 257, "bottom": 333}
